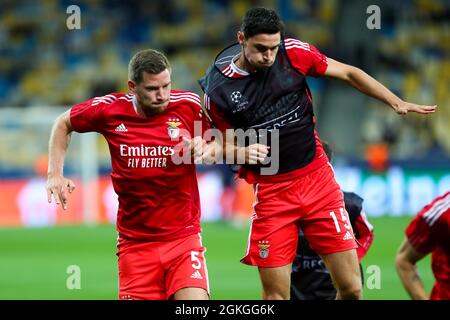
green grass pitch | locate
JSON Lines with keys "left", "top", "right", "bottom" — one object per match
{"left": 0, "top": 217, "right": 434, "bottom": 299}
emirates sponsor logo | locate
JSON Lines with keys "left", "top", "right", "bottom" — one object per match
{"left": 119, "top": 144, "right": 175, "bottom": 157}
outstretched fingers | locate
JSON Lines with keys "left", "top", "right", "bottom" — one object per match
{"left": 416, "top": 104, "right": 437, "bottom": 114}
{"left": 409, "top": 103, "right": 437, "bottom": 114}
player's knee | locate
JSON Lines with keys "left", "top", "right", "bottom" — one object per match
{"left": 261, "top": 283, "right": 290, "bottom": 300}
{"left": 263, "top": 290, "right": 289, "bottom": 300}
{"left": 173, "top": 288, "right": 209, "bottom": 300}
{"left": 336, "top": 282, "right": 362, "bottom": 300}
{"left": 259, "top": 266, "right": 291, "bottom": 300}
{"left": 261, "top": 281, "right": 290, "bottom": 300}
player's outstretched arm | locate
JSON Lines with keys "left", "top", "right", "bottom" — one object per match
{"left": 324, "top": 58, "right": 437, "bottom": 115}
{"left": 395, "top": 238, "right": 428, "bottom": 300}
{"left": 47, "top": 110, "right": 76, "bottom": 210}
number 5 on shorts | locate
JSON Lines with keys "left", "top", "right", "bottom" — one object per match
{"left": 191, "top": 251, "right": 202, "bottom": 270}
{"left": 330, "top": 208, "right": 351, "bottom": 233}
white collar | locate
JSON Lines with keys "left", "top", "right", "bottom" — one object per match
{"left": 132, "top": 95, "right": 139, "bottom": 114}
{"left": 230, "top": 53, "right": 250, "bottom": 76}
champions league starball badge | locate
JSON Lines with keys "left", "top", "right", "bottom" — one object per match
{"left": 258, "top": 240, "right": 270, "bottom": 259}
{"left": 166, "top": 118, "right": 181, "bottom": 139}
{"left": 230, "top": 91, "right": 242, "bottom": 103}
{"left": 230, "top": 91, "right": 249, "bottom": 111}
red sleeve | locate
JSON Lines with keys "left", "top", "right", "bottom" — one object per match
{"left": 203, "top": 93, "right": 233, "bottom": 133}
{"left": 406, "top": 212, "right": 439, "bottom": 254}
{"left": 406, "top": 192, "right": 450, "bottom": 254}
{"left": 179, "top": 91, "right": 203, "bottom": 137}
{"left": 169, "top": 90, "right": 211, "bottom": 141}
{"left": 200, "top": 107, "right": 213, "bottom": 135}
{"left": 285, "top": 38, "right": 328, "bottom": 77}
{"left": 191, "top": 95, "right": 209, "bottom": 137}
{"left": 353, "top": 210, "right": 374, "bottom": 261}
{"left": 70, "top": 95, "right": 112, "bottom": 133}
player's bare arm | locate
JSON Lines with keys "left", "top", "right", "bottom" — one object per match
{"left": 238, "top": 143, "right": 269, "bottom": 164}
{"left": 395, "top": 238, "right": 428, "bottom": 300}
{"left": 189, "top": 137, "right": 268, "bottom": 165}
{"left": 324, "top": 58, "right": 437, "bottom": 115}
{"left": 183, "top": 136, "right": 221, "bottom": 165}
{"left": 224, "top": 130, "right": 269, "bottom": 165}
{"left": 46, "top": 110, "right": 76, "bottom": 210}
{"left": 197, "top": 104, "right": 268, "bottom": 165}
{"left": 187, "top": 132, "right": 269, "bottom": 165}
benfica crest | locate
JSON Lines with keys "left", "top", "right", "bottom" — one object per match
{"left": 258, "top": 240, "right": 270, "bottom": 259}
{"left": 166, "top": 118, "right": 181, "bottom": 139}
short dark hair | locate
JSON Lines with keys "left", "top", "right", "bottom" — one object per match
{"left": 241, "top": 7, "right": 284, "bottom": 39}
{"left": 128, "top": 49, "right": 171, "bottom": 83}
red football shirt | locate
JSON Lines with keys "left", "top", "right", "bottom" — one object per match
{"left": 204, "top": 38, "right": 329, "bottom": 183}
{"left": 70, "top": 90, "right": 204, "bottom": 241}
{"left": 406, "top": 191, "right": 450, "bottom": 300}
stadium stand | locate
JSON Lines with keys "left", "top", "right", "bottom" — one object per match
{"left": 0, "top": 0, "right": 448, "bottom": 203}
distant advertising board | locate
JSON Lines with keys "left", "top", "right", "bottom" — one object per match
{"left": 335, "top": 166, "right": 450, "bottom": 217}
{"left": 0, "top": 172, "right": 225, "bottom": 227}
{"left": 1, "top": 167, "right": 449, "bottom": 227}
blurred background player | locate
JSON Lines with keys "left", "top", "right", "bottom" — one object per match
{"left": 46, "top": 49, "right": 210, "bottom": 300}
{"left": 396, "top": 191, "right": 450, "bottom": 300}
{"left": 199, "top": 7, "right": 436, "bottom": 300}
{"left": 291, "top": 141, "right": 374, "bottom": 300}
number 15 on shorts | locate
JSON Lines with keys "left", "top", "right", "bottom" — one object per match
{"left": 330, "top": 208, "right": 351, "bottom": 234}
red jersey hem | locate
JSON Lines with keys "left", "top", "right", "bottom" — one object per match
{"left": 117, "top": 227, "right": 201, "bottom": 243}
{"left": 239, "top": 155, "right": 328, "bottom": 184}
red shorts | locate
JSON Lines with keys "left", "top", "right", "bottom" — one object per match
{"left": 117, "top": 233, "right": 209, "bottom": 300}
{"left": 241, "top": 163, "right": 357, "bottom": 267}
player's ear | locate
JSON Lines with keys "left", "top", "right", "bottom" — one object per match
{"left": 237, "top": 31, "right": 245, "bottom": 45}
{"left": 128, "top": 80, "right": 136, "bottom": 93}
